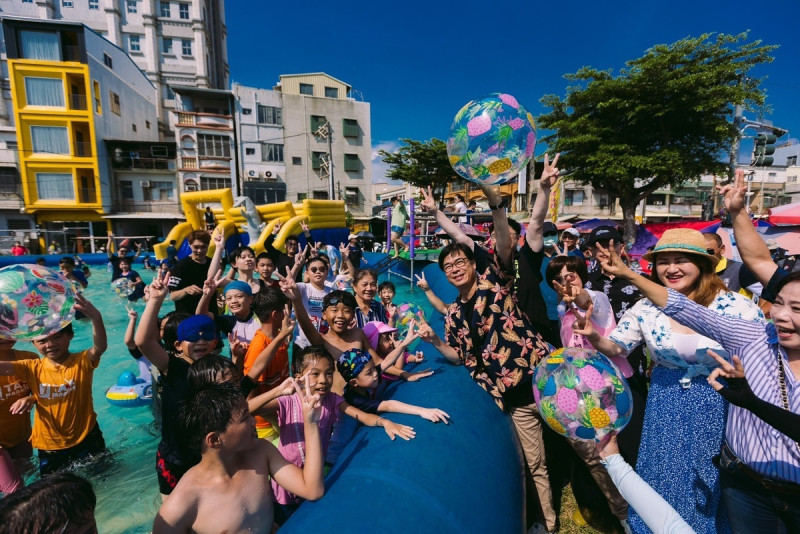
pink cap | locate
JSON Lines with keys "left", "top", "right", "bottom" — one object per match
{"left": 363, "top": 321, "right": 397, "bottom": 350}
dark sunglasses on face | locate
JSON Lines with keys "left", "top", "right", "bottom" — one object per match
{"left": 309, "top": 266, "right": 327, "bottom": 273}
{"left": 182, "top": 330, "right": 216, "bottom": 342}
{"left": 706, "top": 249, "right": 716, "bottom": 255}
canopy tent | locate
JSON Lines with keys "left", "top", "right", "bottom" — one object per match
{"left": 572, "top": 218, "right": 623, "bottom": 232}
{"left": 768, "top": 202, "right": 800, "bottom": 225}
{"left": 628, "top": 220, "right": 722, "bottom": 257}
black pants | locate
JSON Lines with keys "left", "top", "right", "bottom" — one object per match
{"left": 38, "top": 424, "right": 106, "bottom": 476}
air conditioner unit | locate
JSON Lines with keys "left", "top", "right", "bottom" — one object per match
{"left": 264, "top": 171, "right": 273, "bottom": 178}
{"left": 141, "top": 181, "right": 151, "bottom": 188}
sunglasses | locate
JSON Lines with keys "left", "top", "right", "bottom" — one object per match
{"left": 706, "top": 249, "right": 716, "bottom": 255}
{"left": 181, "top": 330, "right": 216, "bottom": 342}
{"left": 309, "top": 266, "right": 328, "bottom": 273}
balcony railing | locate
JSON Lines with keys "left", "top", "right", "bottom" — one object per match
{"left": 79, "top": 188, "right": 96, "bottom": 204}
{"left": 114, "top": 199, "right": 182, "bottom": 213}
{"left": 112, "top": 157, "right": 176, "bottom": 171}
{"left": 69, "top": 94, "right": 88, "bottom": 111}
{"left": 176, "top": 112, "right": 195, "bottom": 126}
{"left": 180, "top": 156, "right": 198, "bottom": 169}
{"left": 74, "top": 141, "right": 92, "bottom": 157}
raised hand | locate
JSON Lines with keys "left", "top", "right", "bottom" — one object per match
{"left": 149, "top": 272, "right": 171, "bottom": 300}
{"left": 272, "top": 221, "right": 282, "bottom": 235}
{"left": 406, "top": 351, "right": 425, "bottom": 364}
{"left": 595, "top": 432, "right": 619, "bottom": 460}
{"left": 399, "top": 319, "right": 419, "bottom": 347}
{"left": 416, "top": 323, "right": 436, "bottom": 343}
{"left": 74, "top": 293, "right": 100, "bottom": 320}
{"left": 127, "top": 306, "right": 138, "bottom": 320}
{"left": 539, "top": 152, "right": 560, "bottom": 190}
{"left": 274, "top": 376, "right": 298, "bottom": 398}
{"left": 381, "top": 419, "right": 416, "bottom": 441}
{"left": 415, "top": 272, "right": 430, "bottom": 291}
{"left": 300, "top": 220, "right": 310, "bottom": 233}
{"left": 276, "top": 268, "right": 300, "bottom": 301}
{"left": 339, "top": 242, "right": 349, "bottom": 259}
{"left": 420, "top": 186, "right": 438, "bottom": 213}
{"left": 570, "top": 302, "right": 596, "bottom": 338}
{"left": 228, "top": 333, "right": 247, "bottom": 359}
{"left": 553, "top": 242, "right": 567, "bottom": 256}
{"left": 596, "top": 240, "right": 633, "bottom": 279}
{"left": 419, "top": 407, "right": 450, "bottom": 424}
{"left": 717, "top": 168, "right": 747, "bottom": 216}
{"left": 203, "top": 269, "right": 226, "bottom": 295}
{"left": 298, "top": 374, "right": 322, "bottom": 424}
{"left": 212, "top": 230, "right": 224, "bottom": 247}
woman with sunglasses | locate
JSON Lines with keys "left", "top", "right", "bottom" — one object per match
{"left": 572, "top": 229, "right": 764, "bottom": 534}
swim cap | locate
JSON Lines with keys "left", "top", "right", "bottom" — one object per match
{"left": 337, "top": 348, "right": 372, "bottom": 382}
{"left": 177, "top": 315, "right": 217, "bottom": 342}
{"left": 223, "top": 280, "right": 252, "bottom": 296}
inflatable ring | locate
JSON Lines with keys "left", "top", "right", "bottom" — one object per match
{"left": 106, "top": 371, "right": 153, "bottom": 407}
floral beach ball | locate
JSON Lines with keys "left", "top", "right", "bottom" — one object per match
{"left": 447, "top": 93, "right": 536, "bottom": 186}
{"left": 533, "top": 347, "right": 633, "bottom": 442}
{"left": 0, "top": 264, "right": 76, "bottom": 341}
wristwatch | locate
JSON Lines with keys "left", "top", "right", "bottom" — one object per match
{"left": 489, "top": 199, "right": 507, "bottom": 210}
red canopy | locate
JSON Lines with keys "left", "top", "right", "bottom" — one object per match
{"left": 769, "top": 202, "right": 800, "bottom": 225}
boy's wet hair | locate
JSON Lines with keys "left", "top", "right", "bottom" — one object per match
{"left": 0, "top": 472, "right": 96, "bottom": 533}
{"left": 378, "top": 281, "right": 395, "bottom": 294}
{"left": 307, "top": 255, "right": 329, "bottom": 270}
{"left": 178, "top": 382, "right": 246, "bottom": 456}
{"left": 322, "top": 290, "right": 355, "bottom": 311}
{"left": 252, "top": 287, "right": 289, "bottom": 321}
{"left": 161, "top": 311, "right": 191, "bottom": 354}
{"left": 292, "top": 344, "right": 335, "bottom": 377}
{"left": 187, "top": 353, "right": 242, "bottom": 390}
{"left": 188, "top": 230, "right": 211, "bottom": 245}
{"left": 353, "top": 268, "right": 377, "bottom": 284}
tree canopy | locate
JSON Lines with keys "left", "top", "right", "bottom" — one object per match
{"left": 538, "top": 32, "right": 777, "bottom": 242}
{"left": 378, "top": 138, "right": 458, "bottom": 201}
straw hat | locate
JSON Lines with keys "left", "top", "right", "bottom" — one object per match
{"left": 642, "top": 228, "right": 719, "bottom": 268}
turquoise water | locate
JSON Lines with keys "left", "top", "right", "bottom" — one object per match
{"left": 17, "top": 267, "right": 431, "bottom": 533}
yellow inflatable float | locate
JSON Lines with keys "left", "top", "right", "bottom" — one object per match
{"left": 153, "top": 189, "right": 347, "bottom": 260}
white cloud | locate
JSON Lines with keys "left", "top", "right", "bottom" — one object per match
{"left": 371, "top": 140, "right": 402, "bottom": 184}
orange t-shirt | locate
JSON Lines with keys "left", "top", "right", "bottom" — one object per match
{"left": 11, "top": 350, "right": 99, "bottom": 451}
{"left": 0, "top": 349, "right": 39, "bottom": 448}
{"left": 243, "top": 330, "right": 289, "bottom": 429}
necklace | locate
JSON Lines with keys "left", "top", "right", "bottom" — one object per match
{"left": 774, "top": 346, "right": 800, "bottom": 453}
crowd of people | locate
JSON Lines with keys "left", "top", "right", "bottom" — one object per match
{"left": 0, "top": 158, "right": 798, "bottom": 534}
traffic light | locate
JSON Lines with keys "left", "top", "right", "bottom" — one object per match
{"left": 752, "top": 133, "right": 777, "bottom": 167}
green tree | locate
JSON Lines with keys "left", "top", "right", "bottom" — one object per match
{"left": 538, "top": 32, "right": 776, "bottom": 244}
{"left": 379, "top": 138, "right": 458, "bottom": 203}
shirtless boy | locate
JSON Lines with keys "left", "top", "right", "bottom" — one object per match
{"left": 152, "top": 381, "right": 324, "bottom": 533}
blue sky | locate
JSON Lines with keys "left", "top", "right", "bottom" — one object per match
{"left": 226, "top": 0, "right": 800, "bottom": 183}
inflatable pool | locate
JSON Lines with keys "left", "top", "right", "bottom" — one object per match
{"left": 105, "top": 371, "right": 153, "bottom": 408}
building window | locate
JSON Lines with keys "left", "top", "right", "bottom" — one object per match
{"left": 179, "top": 2, "right": 189, "bottom": 19}
{"left": 245, "top": 147, "right": 255, "bottom": 156}
{"left": 93, "top": 81, "right": 101, "bottom": 114}
{"left": 788, "top": 156, "right": 798, "bottom": 166}
{"left": 160, "top": 1, "right": 170, "bottom": 17}
{"left": 198, "top": 134, "right": 230, "bottom": 157}
{"left": 242, "top": 107, "right": 252, "bottom": 115}
{"left": 324, "top": 87, "right": 338, "bottom": 99}
{"left": 103, "top": 53, "right": 113, "bottom": 69}
{"left": 7, "top": 141, "right": 18, "bottom": 151}
{"left": 564, "top": 190, "right": 584, "bottom": 206}
{"left": 129, "top": 35, "right": 141, "bottom": 52}
{"left": 110, "top": 91, "right": 120, "bottom": 115}
{"left": 292, "top": 156, "right": 302, "bottom": 165}
{"left": 126, "top": 0, "right": 137, "bottom": 13}
{"left": 200, "top": 176, "right": 229, "bottom": 190}
{"left": 297, "top": 192, "right": 307, "bottom": 201}
{"left": 30, "top": 126, "right": 69, "bottom": 155}
{"left": 36, "top": 172, "right": 74, "bottom": 200}
{"left": 312, "top": 190, "right": 329, "bottom": 200}
{"left": 344, "top": 153, "right": 360, "bottom": 172}
{"left": 257, "top": 105, "right": 281, "bottom": 125}
{"left": 89, "top": 0, "right": 99, "bottom": 9}
{"left": 261, "top": 143, "right": 284, "bottom": 163}
{"left": 345, "top": 187, "right": 359, "bottom": 206}
{"left": 120, "top": 180, "right": 134, "bottom": 200}
{"left": 63, "top": 0, "right": 73, "bottom": 7}
{"left": 311, "top": 152, "right": 327, "bottom": 170}
{"left": 143, "top": 181, "right": 174, "bottom": 201}
{"left": 132, "top": 123, "right": 137, "bottom": 132}
{"left": 343, "top": 119, "right": 358, "bottom": 138}
{"left": 181, "top": 39, "right": 192, "bottom": 56}
{"left": 22, "top": 0, "right": 34, "bottom": 3}
{"left": 164, "top": 85, "right": 175, "bottom": 100}
{"left": 162, "top": 37, "right": 173, "bottom": 54}
{"left": 25, "top": 77, "right": 64, "bottom": 107}
{"left": 20, "top": 31, "right": 61, "bottom": 61}
{"left": 146, "top": 120, "right": 151, "bottom": 129}
{"left": 299, "top": 83, "right": 313, "bottom": 96}
{"left": 310, "top": 115, "right": 326, "bottom": 132}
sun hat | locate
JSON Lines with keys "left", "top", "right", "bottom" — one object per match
{"left": 177, "top": 315, "right": 217, "bottom": 342}
{"left": 363, "top": 321, "right": 398, "bottom": 350}
{"left": 337, "top": 348, "right": 373, "bottom": 382}
{"left": 223, "top": 280, "right": 253, "bottom": 296}
{"left": 562, "top": 228, "right": 580, "bottom": 238}
{"left": 642, "top": 228, "right": 719, "bottom": 268}
{"left": 765, "top": 239, "right": 780, "bottom": 250}
{"left": 588, "top": 226, "right": 622, "bottom": 246}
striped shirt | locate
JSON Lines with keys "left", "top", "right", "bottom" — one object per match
{"left": 664, "top": 289, "right": 800, "bottom": 484}
{"left": 354, "top": 299, "right": 387, "bottom": 329}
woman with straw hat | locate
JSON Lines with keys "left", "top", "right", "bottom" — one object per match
{"left": 573, "top": 228, "right": 763, "bottom": 534}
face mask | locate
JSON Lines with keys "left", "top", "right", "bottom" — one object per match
{"left": 543, "top": 236, "right": 558, "bottom": 247}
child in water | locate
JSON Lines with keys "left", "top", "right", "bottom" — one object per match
{"left": 118, "top": 257, "right": 145, "bottom": 302}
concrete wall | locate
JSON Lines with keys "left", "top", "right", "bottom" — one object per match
{"left": 233, "top": 83, "right": 286, "bottom": 184}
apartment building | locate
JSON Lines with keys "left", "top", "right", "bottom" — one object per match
{"left": 4, "top": 0, "right": 228, "bottom": 138}
{"left": 1, "top": 17, "right": 159, "bottom": 251}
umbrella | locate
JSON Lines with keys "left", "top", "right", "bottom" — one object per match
{"left": 355, "top": 231, "right": 374, "bottom": 239}
{"left": 768, "top": 202, "right": 800, "bottom": 225}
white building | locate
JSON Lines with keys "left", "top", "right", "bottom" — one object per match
{"left": 3, "top": 0, "right": 229, "bottom": 139}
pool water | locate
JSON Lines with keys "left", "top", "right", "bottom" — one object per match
{"left": 17, "top": 267, "right": 434, "bottom": 533}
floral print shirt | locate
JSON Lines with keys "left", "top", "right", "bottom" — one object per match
{"left": 444, "top": 246, "right": 551, "bottom": 412}
{"left": 608, "top": 291, "right": 763, "bottom": 381}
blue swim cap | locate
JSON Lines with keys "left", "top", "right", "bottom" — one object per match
{"left": 223, "top": 280, "right": 252, "bottom": 296}
{"left": 337, "top": 349, "right": 372, "bottom": 382}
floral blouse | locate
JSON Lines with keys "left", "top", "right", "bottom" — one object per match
{"left": 444, "top": 247, "right": 550, "bottom": 412}
{"left": 608, "top": 291, "right": 763, "bottom": 381}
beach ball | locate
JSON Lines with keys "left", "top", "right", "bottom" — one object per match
{"left": 111, "top": 277, "right": 136, "bottom": 298}
{"left": 533, "top": 347, "right": 633, "bottom": 442}
{"left": 0, "top": 264, "right": 76, "bottom": 341}
{"left": 447, "top": 93, "right": 536, "bottom": 186}
{"left": 396, "top": 303, "right": 426, "bottom": 350}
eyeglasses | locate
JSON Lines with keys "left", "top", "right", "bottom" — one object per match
{"left": 182, "top": 330, "right": 216, "bottom": 342}
{"left": 706, "top": 249, "right": 716, "bottom": 255}
{"left": 443, "top": 257, "right": 470, "bottom": 274}
{"left": 552, "top": 272, "right": 578, "bottom": 285}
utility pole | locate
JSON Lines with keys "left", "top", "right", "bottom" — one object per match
{"left": 729, "top": 104, "right": 743, "bottom": 180}
{"left": 327, "top": 121, "right": 334, "bottom": 199}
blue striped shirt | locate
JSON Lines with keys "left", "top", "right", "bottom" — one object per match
{"left": 354, "top": 299, "right": 387, "bottom": 329}
{"left": 664, "top": 289, "right": 800, "bottom": 484}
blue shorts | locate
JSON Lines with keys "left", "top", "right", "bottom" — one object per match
{"left": 391, "top": 225, "right": 404, "bottom": 235}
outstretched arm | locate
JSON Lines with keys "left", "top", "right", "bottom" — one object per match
{"left": 377, "top": 400, "right": 450, "bottom": 424}
{"left": 339, "top": 401, "right": 416, "bottom": 441}
{"left": 124, "top": 307, "right": 138, "bottom": 350}
{"left": 483, "top": 184, "right": 512, "bottom": 268}
{"left": 277, "top": 271, "right": 325, "bottom": 346}
{"left": 416, "top": 323, "right": 462, "bottom": 365}
{"left": 196, "top": 269, "right": 225, "bottom": 318}
{"left": 527, "top": 153, "right": 559, "bottom": 253}
{"left": 415, "top": 272, "right": 448, "bottom": 314}
{"left": 245, "top": 318, "right": 295, "bottom": 381}
{"left": 206, "top": 231, "right": 228, "bottom": 287}
{"left": 419, "top": 186, "right": 474, "bottom": 249}
{"left": 75, "top": 294, "right": 106, "bottom": 363}
{"left": 136, "top": 274, "right": 172, "bottom": 373}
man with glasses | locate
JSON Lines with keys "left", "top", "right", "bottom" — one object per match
{"left": 168, "top": 230, "right": 217, "bottom": 314}
{"left": 418, "top": 159, "right": 558, "bottom": 534}
{"left": 702, "top": 232, "right": 762, "bottom": 297}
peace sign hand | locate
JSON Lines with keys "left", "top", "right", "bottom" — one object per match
{"left": 297, "top": 374, "right": 322, "bottom": 424}
{"left": 539, "top": 152, "right": 560, "bottom": 191}
{"left": 420, "top": 186, "right": 438, "bottom": 213}
{"left": 203, "top": 268, "right": 226, "bottom": 295}
{"left": 596, "top": 240, "right": 633, "bottom": 279}
{"left": 717, "top": 169, "right": 747, "bottom": 216}
{"left": 415, "top": 272, "right": 430, "bottom": 291}
{"left": 570, "top": 302, "right": 595, "bottom": 337}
